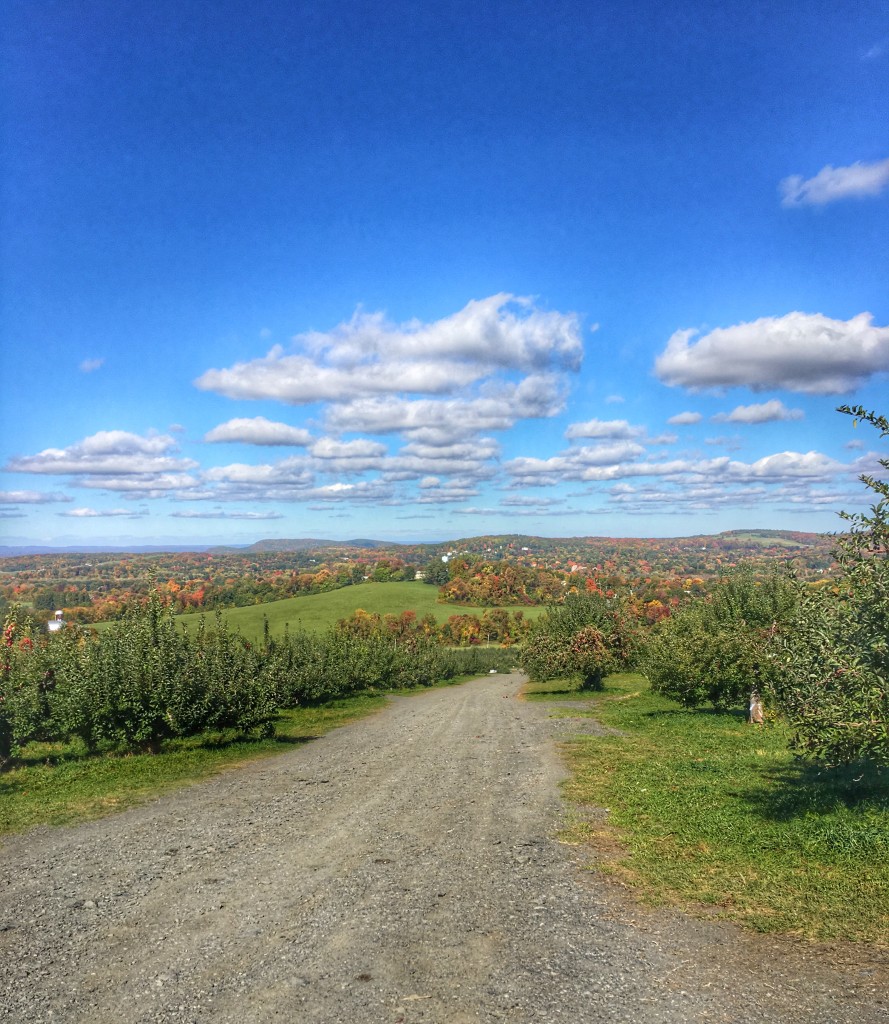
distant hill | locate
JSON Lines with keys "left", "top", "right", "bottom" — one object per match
{"left": 0, "top": 529, "right": 832, "bottom": 559}
{"left": 237, "top": 537, "right": 401, "bottom": 553}
{"left": 0, "top": 544, "right": 247, "bottom": 557}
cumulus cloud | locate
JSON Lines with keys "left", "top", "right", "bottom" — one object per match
{"left": 309, "top": 438, "right": 387, "bottom": 461}
{"left": 654, "top": 312, "right": 889, "bottom": 393}
{"left": 204, "top": 417, "right": 313, "bottom": 446}
{"left": 382, "top": 439, "right": 500, "bottom": 483}
{"left": 564, "top": 418, "right": 646, "bottom": 441}
{"left": 195, "top": 352, "right": 482, "bottom": 404}
{"left": 416, "top": 482, "right": 481, "bottom": 505}
{"left": 780, "top": 158, "right": 889, "bottom": 207}
{"left": 0, "top": 490, "right": 72, "bottom": 504}
{"left": 507, "top": 441, "right": 848, "bottom": 490}
{"left": 610, "top": 482, "right": 769, "bottom": 510}
{"left": 203, "top": 459, "right": 313, "bottom": 488}
{"left": 326, "top": 375, "right": 565, "bottom": 444}
{"left": 195, "top": 295, "right": 583, "bottom": 405}
{"left": 77, "top": 474, "right": 201, "bottom": 494}
{"left": 306, "top": 481, "right": 394, "bottom": 504}
{"left": 667, "top": 411, "right": 702, "bottom": 425}
{"left": 728, "top": 450, "right": 844, "bottom": 481}
{"left": 301, "top": 294, "right": 583, "bottom": 370}
{"left": 5, "top": 431, "right": 197, "bottom": 477}
{"left": 506, "top": 441, "right": 648, "bottom": 486}
{"left": 712, "top": 399, "right": 804, "bottom": 424}
{"left": 188, "top": 298, "right": 585, "bottom": 506}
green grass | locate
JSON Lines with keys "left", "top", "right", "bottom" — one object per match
{"left": 174, "top": 581, "right": 545, "bottom": 640}
{"left": 526, "top": 672, "right": 889, "bottom": 946}
{"left": 0, "top": 695, "right": 387, "bottom": 840}
{"left": 726, "top": 531, "right": 805, "bottom": 548}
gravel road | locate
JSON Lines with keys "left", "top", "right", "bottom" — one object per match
{"left": 1, "top": 673, "right": 886, "bottom": 1023}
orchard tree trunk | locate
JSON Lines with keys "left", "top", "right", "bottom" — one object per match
{"left": 0, "top": 721, "right": 13, "bottom": 769}
{"left": 580, "top": 669, "right": 605, "bottom": 691}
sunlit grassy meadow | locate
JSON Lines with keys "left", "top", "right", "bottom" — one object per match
{"left": 174, "top": 580, "right": 546, "bottom": 639}
{"left": 526, "top": 672, "right": 889, "bottom": 945}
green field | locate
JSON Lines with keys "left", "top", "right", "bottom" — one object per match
{"left": 175, "top": 580, "right": 546, "bottom": 640}
{"left": 526, "top": 672, "right": 889, "bottom": 945}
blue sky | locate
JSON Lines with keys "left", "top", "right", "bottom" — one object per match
{"left": 2, "top": 0, "right": 888, "bottom": 545}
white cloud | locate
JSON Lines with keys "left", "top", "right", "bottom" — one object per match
{"left": 781, "top": 158, "right": 889, "bottom": 207}
{"left": 564, "top": 418, "right": 646, "bottom": 441}
{"left": 309, "top": 437, "right": 387, "bottom": 461}
{"left": 728, "top": 450, "right": 844, "bottom": 481}
{"left": 170, "top": 510, "right": 284, "bottom": 520}
{"left": 667, "top": 411, "right": 702, "bottom": 425}
{"left": 195, "top": 352, "right": 483, "bottom": 404}
{"left": 655, "top": 312, "right": 889, "bottom": 393}
{"left": 507, "top": 441, "right": 848, "bottom": 490}
{"left": 306, "top": 437, "right": 388, "bottom": 476}
{"left": 712, "top": 399, "right": 804, "bottom": 424}
{"left": 195, "top": 295, "right": 583, "bottom": 405}
{"left": 79, "top": 358, "right": 104, "bottom": 373}
{"left": 306, "top": 481, "right": 394, "bottom": 504}
{"left": 0, "top": 490, "right": 72, "bottom": 504}
{"left": 382, "top": 440, "right": 499, "bottom": 484}
{"left": 301, "top": 294, "right": 583, "bottom": 371}
{"left": 203, "top": 459, "right": 313, "bottom": 487}
{"left": 204, "top": 417, "right": 313, "bottom": 446}
{"left": 506, "top": 441, "right": 647, "bottom": 486}
{"left": 59, "top": 507, "right": 143, "bottom": 518}
{"left": 604, "top": 394, "right": 624, "bottom": 404}
{"left": 5, "top": 431, "right": 196, "bottom": 477}
{"left": 327, "top": 375, "right": 564, "bottom": 443}
{"left": 77, "top": 473, "right": 201, "bottom": 493}
{"left": 416, "top": 482, "right": 480, "bottom": 504}
{"left": 609, "top": 482, "right": 769, "bottom": 510}
{"left": 400, "top": 439, "right": 500, "bottom": 463}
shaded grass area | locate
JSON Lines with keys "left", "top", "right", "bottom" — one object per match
{"left": 173, "top": 581, "right": 546, "bottom": 640}
{"left": 0, "top": 695, "right": 386, "bottom": 840}
{"left": 526, "top": 672, "right": 889, "bottom": 946}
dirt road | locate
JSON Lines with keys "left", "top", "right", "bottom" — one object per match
{"left": 1, "top": 673, "right": 885, "bottom": 1023}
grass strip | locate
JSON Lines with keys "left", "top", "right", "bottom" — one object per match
{"left": 0, "top": 694, "right": 386, "bottom": 840}
{"left": 526, "top": 672, "right": 889, "bottom": 946}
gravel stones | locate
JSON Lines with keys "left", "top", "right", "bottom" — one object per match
{"left": 1, "top": 673, "right": 885, "bottom": 1023}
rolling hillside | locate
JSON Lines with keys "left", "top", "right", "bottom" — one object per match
{"left": 174, "top": 580, "right": 547, "bottom": 641}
